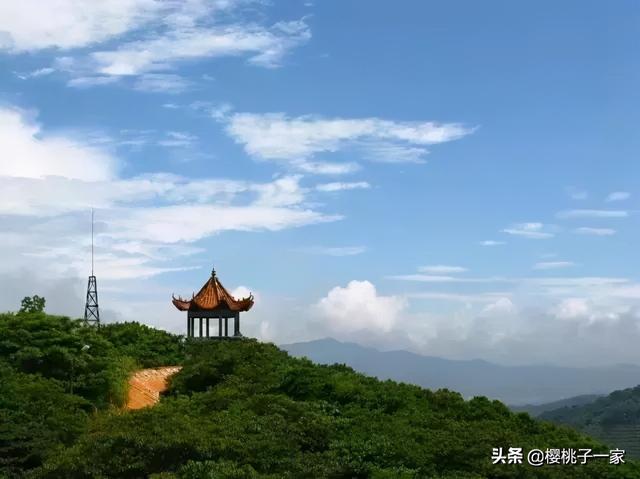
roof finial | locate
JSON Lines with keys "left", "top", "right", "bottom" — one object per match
{"left": 211, "top": 265, "right": 216, "bottom": 278}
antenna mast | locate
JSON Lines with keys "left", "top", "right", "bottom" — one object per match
{"left": 91, "top": 208, "right": 94, "bottom": 276}
{"left": 84, "top": 209, "right": 100, "bottom": 326}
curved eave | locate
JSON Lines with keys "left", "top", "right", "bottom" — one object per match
{"left": 172, "top": 297, "right": 192, "bottom": 311}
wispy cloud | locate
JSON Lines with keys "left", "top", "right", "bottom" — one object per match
{"left": 574, "top": 227, "right": 616, "bottom": 236}
{"left": 606, "top": 191, "right": 631, "bottom": 202}
{"left": 132, "top": 74, "right": 191, "bottom": 93}
{"left": 407, "top": 291, "right": 510, "bottom": 303}
{"left": 315, "top": 181, "right": 370, "bottom": 192}
{"left": 480, "top": 240, "right": 506, "bottom": 246}
{"left": 158, "top": 131, "right": 198, "bottom": 148}
{"left": 15, "top": 67, "right": 56, "bottom": 80}
{"left": 225, "top": 112, "right": 473, "bottom": 172}
{"left": 295, "top": 160, "right": 360, "bottom": 175}
{"left": 388, "top": 274, "right": 507, "bottom": 283}
{"left": 3, "top": 2, "right": 312, "bottom": 90}
{"left": 0, "top": 0, "right": 164, "bottom": 51}
{"left": 302, "top": 246, "right": 367, "bottom": 257}
{"left": 363, "top": 142, "right": 428, "bottom": 164}
{"left": 68, "top": 76, "right": 120, "bottom": 88}
{"left": 533, "top": 261, "right": 575, "bottom": 270}
{"left": 502, "top": 222, "right": 554, "bottom": 239}
{"left": 418, "top": 265, "right": 467, "bottom": 274}
{"left": 557, "top": 209, "right": 628, "bottom": 219}
{"left": 0, "top": 106, "right": 343, "bottom": 280}
{"left": 90, "top": 19, "right": 311, "bottom": 76}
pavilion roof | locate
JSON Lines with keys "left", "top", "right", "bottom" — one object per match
{"left": 172, "top": 269, "right": 254, "bottom": 313}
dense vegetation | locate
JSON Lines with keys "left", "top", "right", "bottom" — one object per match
{"left": 1, "top": 309, "right": 639, "bottom": 478}
{"left": 541, "top": 386, "right": 640, "bottom": 427}
{"left": 0, "top": 309, "right": 185, "bottom": 478}
{"left": 511, "top": 395, "right": 603, "bottom": 417}
{"left": 541, "top": 386, "right": 640, "bottom": 459}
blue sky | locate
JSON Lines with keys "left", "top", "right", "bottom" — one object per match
{"left": 0, "top": 0, "right": 638, "bottom": 366}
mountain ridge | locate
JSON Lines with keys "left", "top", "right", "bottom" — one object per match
{"left": 282, "top": 338, "right": 640, "bottom": 405}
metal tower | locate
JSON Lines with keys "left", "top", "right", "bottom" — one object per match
{"left": 84, "top": 209, "right": 100, "bottom": 326}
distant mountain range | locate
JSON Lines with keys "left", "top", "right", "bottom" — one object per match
{"left": 281, "top": 338, "right": 640, "bottom": 406}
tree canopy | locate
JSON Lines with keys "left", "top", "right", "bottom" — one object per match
{"left": 1, "top": 312, "right": 638, "bottom": 478}
{"left": 18, "top": 295, "right": 46, "bottom": 314}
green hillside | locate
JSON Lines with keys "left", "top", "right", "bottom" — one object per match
{"left": 511, "top": 395, "right": 603, "bottom": 417}
{"left": 1, "top": 311, "right": 638, "bottom": 478}
{"left": 541, "top": 386, "right": 640, "bottom": 458}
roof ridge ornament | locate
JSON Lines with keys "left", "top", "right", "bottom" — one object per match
{"left": 211, "top": 265, "right": 216, "bottom": 278}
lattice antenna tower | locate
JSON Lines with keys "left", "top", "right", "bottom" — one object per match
{"left": 84, "top": 209, "right": 100, "bottom": 326}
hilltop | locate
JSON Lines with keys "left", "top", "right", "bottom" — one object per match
{"left": 1, "top": 312, "right": 639, "bottom": 478}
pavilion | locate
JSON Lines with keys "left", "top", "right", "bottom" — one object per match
{"left": 172, "top": 267, "right": 254, "bottom": 339}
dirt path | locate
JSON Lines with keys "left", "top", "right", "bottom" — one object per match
{"left": 125, "top": 366, "right": 182, "bottom": 410}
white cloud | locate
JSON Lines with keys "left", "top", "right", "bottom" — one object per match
{"left": 0, "top": 105, "right": 345, "bottom": 283}
{"left": 2, "top": 2, "right": 311, "bottom": 89}
{"left": 552, "top": 298, "right": 591, "bottom": 320}
{"left": 557, "top": 209, "right": 629, "bottom": 219}
{"left": 533, "top": 261, "right": 575, "bottom": 270}
{"left": 502, "top": 222, "right": 554, "bottom": 239}
{"left": 253, "top": 175, "right": 307, "bottom": 207}
{"left": 315, "top": 181, "right": 370, "bottom": 192}
{"left": 480, "top": 297, "right": 516, "bottom": 316}
{"left": 315, "top": 280, "right": 407, "bottom": 334}
{"left": 606, "top": 191, "right": 631, "bottom": 202}
{"left": 0, "top": 107, "right": 116, "bottom": 181}
{"left": 108, "top": 204, "right": 337, "bottom": 243}
{"left": 0, "top": 0, "right": 162, "bottom": 51}
{"left": 15, "top": 67, "right": 56, "bottom": 79}
{"left": 419, "top": 265, "right": 467, "bottom": 274}
{"left": 548, "top": 296, "right": 632, "bottom": 324}
{"left": 90, "top": 19, "right": 310, "bottom": 76}
{"left": 574, "top": 227, "right": 616, "bottom": 236}
{"left": 480, "top": 240, "right": 505, "bottom": 246}
{"left": 225, "top": 112, "right": 472, "bottom": 170}
{"left": 231, "top": 285, "right": 255, "bottom": 301}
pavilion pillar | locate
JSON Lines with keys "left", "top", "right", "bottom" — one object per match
{"left": 234, "top": 313, "right": 240, "bottom": 336}
{"left": 187, "top": 317, "right": 190, "bottom": 338}
{"left": 199, "top": 318, "right": 203, "bottom": 338}
{"left": 206, "top": 318, "right": 210, "bottom": 338}
{"left": 224, "top": 317, "right": 228, "bottom": 337}
{"left": 218, "top": 316, "right": 222, "bottom": 337}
